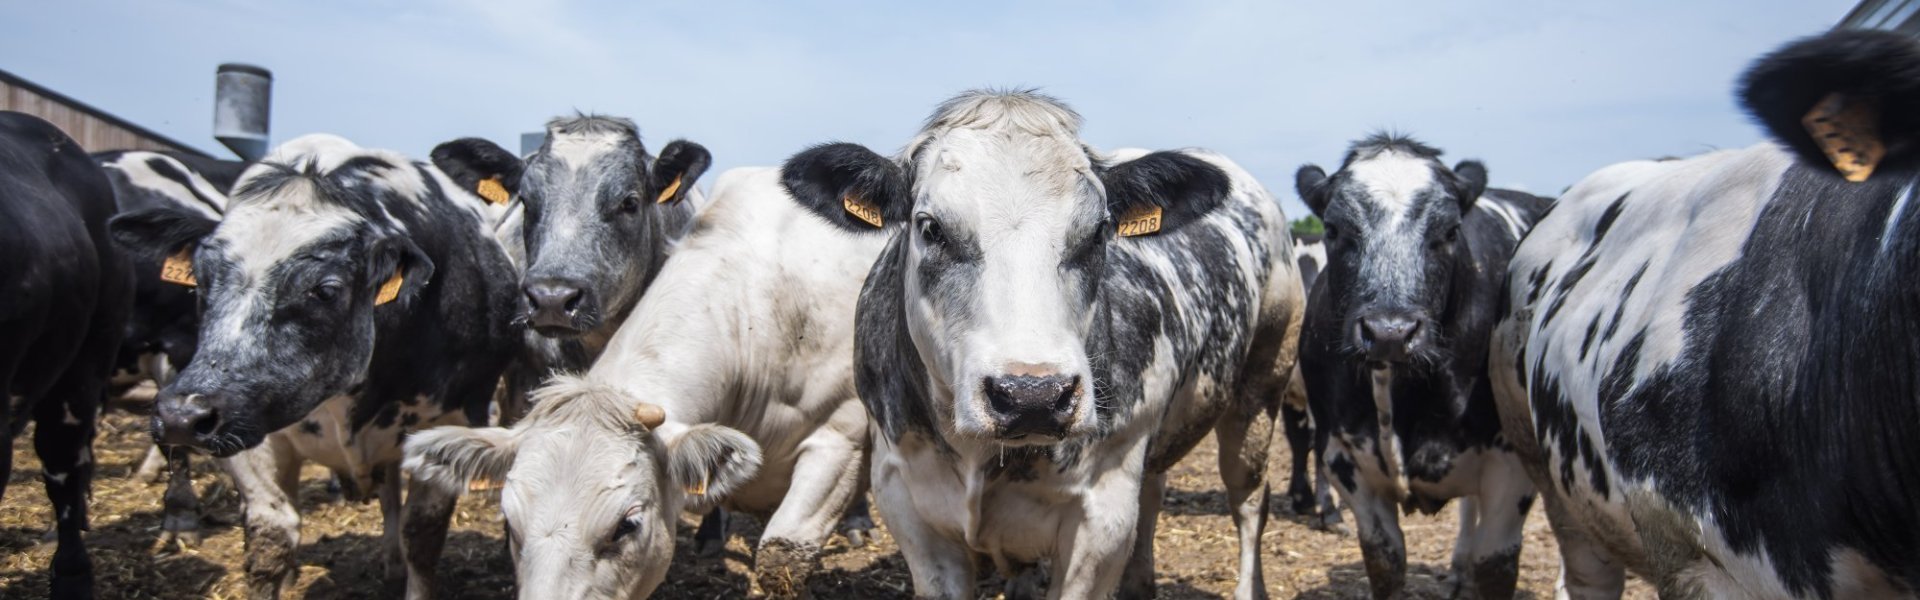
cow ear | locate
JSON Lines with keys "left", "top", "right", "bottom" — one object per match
{"left": 1101, "top": 151, "right": 1232, "bottom": 237}
{"left": 368, "top": 236, "right": 435, "bottom": 308}
{"left": 403, "top": 425, "right": 520, "bottom": 494}
{"left": 109, "top": 206, "right": 218, "bottom": 265}
{"left": 1295, "top": 164, "right": 1332, "bottom": 218}
{"left": 781, "top": 142, "right": 909, "bottom": 233}
{"left": 431, "top": 137, "right": 523, "bottom": 204}
{"left": 667, "top": 424, "right": 761, "bottom": 513}
{"left": 650, "top": 140, "right": 711, "bottom": 206}
{"left": 1449, "top": 160, "right": 1489, "bottom": 211}
{"left": 1740, "top": 30, "right": 1920, "bottom": 181}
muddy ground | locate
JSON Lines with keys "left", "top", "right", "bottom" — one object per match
{"left": 2, "top": 412, "right": 1654, "bottom": 599}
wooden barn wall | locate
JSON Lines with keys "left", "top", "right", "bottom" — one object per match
{"left": 1, "top": 79, "right": 200, "bottom": 154}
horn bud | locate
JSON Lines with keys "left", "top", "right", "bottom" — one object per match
{"left": 632, "top": 403, "right": 667, "bottom": 429}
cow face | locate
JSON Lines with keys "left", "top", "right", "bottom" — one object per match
{"left": 403, "top": 377, "right": 759, "bottom": 600}
{"left": 109, "top": 160, "right": 433, "bottom": 455}
{"left": 782, "top": 90, "right": 1229, "bottom": 443}
{"left": 432, "top": 117, "right": 709, "bottom": 337}
{"left": 1297, "top": 136, "right": 1486, "bottom": 365}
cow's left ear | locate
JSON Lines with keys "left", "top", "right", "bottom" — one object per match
{"left": 403, "top": 425, "right": 520, "bottom": 495}
{"left": 1100, "top": 151, "right": 1232, "bottom": 237}
{"left": 649, "top": 140, "right": 710, "bottom": 205}
{"left": 368, "top": 236, "right": 435, "bottom": 307}
{"left": 667, "top": 424, "right": 762, "bottom": 513}
{"left": 781, "top": 142, "right": 910, "bottom": 233}
{"left": 1448, "top": 160, "right": 1489, "bottom": 211}
{"left": 1740, "top": 30, "right": 1920, "bottom": 181}
{"left": 431, "top": 137, "right": 522, "bottom": 205}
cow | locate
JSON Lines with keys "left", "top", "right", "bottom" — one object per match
{"left": 431, "top": 116, "right": 878, "bottom": 555}
{"left": 1490, "top": 30, "right": 1920, "bottom": 599}
{"left": 777, "top": 90, "right": 1304, "bottom": 599}
{"left": 1281, "top": 231, "right": 1339, "bottom": 528}
{"left": 109, "top": 133, "right": 521, "bottom": 599}
{"left": 0, "top": 111, "right": 134, "bottom": 598}
{"left": 406, "top": 164, "right": 880, "bottom": 598}
{"left": 1294, "top": 134, "right": 1550, "bottom": 599}
{"left": 93, "top": 150, "right": 247, "bottom": 549}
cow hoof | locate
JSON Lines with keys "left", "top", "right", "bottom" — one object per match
{"left": 838, "top": 513, "right": 876, "bottom": 549}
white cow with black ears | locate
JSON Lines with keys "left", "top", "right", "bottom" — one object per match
{"left": 406, "top": 165, "right": 881, "bottom": 599}
{"left": 780, "top": 90, "right": 1304, "bottom": 599}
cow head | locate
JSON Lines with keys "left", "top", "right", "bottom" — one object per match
{"left": 1296, "top": 134, "right": 1486, "bottom": 366}
{"left": 108, "top": 135, "right": 435, "bottom": 455}
{"left": 403, "top": 376, "right": 759, "bottom": 599}
{"left": 781, "top": 90, "right": 1230, "bottom": 444}
{"left": 432, "top": 116, "right": 710, "bottom": 337}
{"left": 1740, "top": 30, "right": 1920, "bottom": 183}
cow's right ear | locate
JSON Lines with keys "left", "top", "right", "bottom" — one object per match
{"left": 668, "top": 424, "right": 762, "bottom": 513}
{"left": 1740, "top": 30, "right": 1920, "bottom": 181}
{"left": 431, "top": 137, "right": 524, "bottom": 204}
{"left": 780, "top": 142, "right": 910, "bottom": 233}
{"left": 109, "top": 206, "right": 218, "bottom": 265}
{"left": 1295, "top": 164, "right": 1332, "bottom": 218}
{"left": 403, "top": 425, "right": 520, "bottom": 495}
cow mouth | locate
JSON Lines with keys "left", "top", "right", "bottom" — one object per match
{"left": 531, "top": 322, "right": 587, "bottom": 338}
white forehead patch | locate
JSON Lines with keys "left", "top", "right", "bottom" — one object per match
{"left": 216, "top": 179, "right": 364, "bottom": 284}
{"left": 254, "top": 133, "right": 432, "bottom": 207}
{"left": 1346, "top": 150, "right": 1438, "bottom": 225}
{"left": 549, "top": 132, "right": 626, "bottom": 171}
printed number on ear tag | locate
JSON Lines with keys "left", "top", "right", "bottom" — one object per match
{"left": 843, "top": 193, "right": 884, "bottom": 228}
{"left": 375, "top": 267, "right": 405, "bottom": 306}
{"left": 160, "top": 247, "right": 197, "bottom": 287}
{"left": 1802, "top": 92, "right": 1884, "bottom": 183}
{"left": 476, "top": 176, "right": 511, "bottom": 205}
{"left": 1117, "top": 205, "right": 1163, "bottom": 237}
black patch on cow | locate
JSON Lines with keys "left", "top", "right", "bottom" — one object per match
{"left": 1592, "top": 194, "right": 1628, "bottom": 247}
{"left": 430, "top": 137, "right": 524, "bottom": 197}
{"left": 1329, "top": 453, "right": 1358, "bottom": 493}
{"left": 299, "top": 420, "right": 321, "bottom": 436}
{"left": 1739, "top": 31, "right": 1920, "bottom": 178}
{"left": 780, "top": 143, "right": 911, "bottom": 233}
{"left": 1099, "top": 151, "right": 1231, "bottom": 235}
{"left": 1579, "top": 314, "right": 1601, "bottom": 361}
{"left": 144, "top": 156, "right": 229, "bottom": 214}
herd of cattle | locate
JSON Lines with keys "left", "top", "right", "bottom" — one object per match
{"left": 2, "top": 29, "right": 1916, "bottom": 599}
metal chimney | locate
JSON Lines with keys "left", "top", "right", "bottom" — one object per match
{"left": 214, "top": 63, "right": 272, "bottom": 161}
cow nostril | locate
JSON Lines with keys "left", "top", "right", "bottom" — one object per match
{"left": 1052, "top": 376, "right": 1080, "bottom": 413}
{"left": 190, "top": 408, "right": 221, "bottom": 437}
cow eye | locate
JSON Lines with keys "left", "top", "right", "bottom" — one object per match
{"left": 610, "top": 514, "right": 641, "bottom": 544}
{"left": 916, "top": 214, "right": 946, "bottom": 247}
{"left": 1441, "top": 225, "right": 1460, "bottom": 244}
{"left": 618, "top": 192, "right": 642, "bottom": 214}
{"left": 310, "top": 280, "right": 344, "bottom": 303}
{"left": 1324, "top": 224, "right": 1340, "bottom": 241}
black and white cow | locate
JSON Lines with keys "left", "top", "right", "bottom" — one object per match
{"left": 110, "top": 134, "right": 521, "bottom": 599}
{"left": 406, "top": 165, "right": 878, "bottom": 599}
{"left": 780, "top": 90, "right": 1304, "bottom": 599}
{"left": 1281, "top": 231, "right": 1340, "bottom": 527}
{"left": 0, "top": 111, "right": 134, "bottom": 598}
{"left": 1295, "top": 134, "right": 1549, "bottom": 599}
{"left": 1492, "top": 31, "right": 1920, "bottom": 599}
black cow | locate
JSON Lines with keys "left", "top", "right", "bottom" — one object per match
{"left": 0, "top": 111, "right": 134, "bottom": 598}
{"left": 1281, "top": 231, "right": 1340, "bottom": 528}
{"left": 1492, "top": 31, "right": 1920, "bottom": 599}
{"left": 110, "top": 133, "right": 520, "bottom": 599}
{"left": 1295, "top": 134, "right": 1549, "bottom": 599}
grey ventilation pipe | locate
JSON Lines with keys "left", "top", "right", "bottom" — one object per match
{"left": 214, "top": 63, "right": 272, "bottom": 161}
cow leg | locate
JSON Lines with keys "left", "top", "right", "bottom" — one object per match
{"left": 401, "top": 476, "right": 458, "bottom": 600}
{"left": 1282, "top": 399, "right": 1316, "bottom": 516}
{"left": 1464, "top": 455, "right": 1534, "bottom": 600}
{"left": 693, "top": 508, "right": 730, "bottom": 557}
{"left": 157, "top": 447, "right": 202, "bottom": 550}
{"left": 35, "top": 387, "right": 99, "bottom": 600}
{"left": 838, "top": 451, "right": 876, "bottom": 548}
{"left": 873, "top": 443, "right": 974, "bottom": 598}
{"left": 135, "top": 443, "right": 167, "bottom": 482}
{"left": 1117, "top": 472, "right": 1165, "bottom": 599}
{"left": 222, "top": 437, "right": 304, "bottom": 599}
{"left": 1446, "top": 497, "right": 1480, "bottom": 598}
{"left": 1049, "top": 438, "right": 1149, "bottom": 600}
{"left": 1542, "top": 495, "right": 1623, "bottom": 600}
{"left": 379, "top": 466, "right": 405, "bottom": 586}
{"left": 753, "top": 420, "right": 865, "bottom": 599}
{"left": 1216, "top": 397, "right": 1276, "bottom": 600}
{"left": 1328, "top": 436, "right": 1407, "bottom": 600}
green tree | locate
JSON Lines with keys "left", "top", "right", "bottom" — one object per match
{"left": 1290, "top": 215, "right": 1324, "bottom": 236}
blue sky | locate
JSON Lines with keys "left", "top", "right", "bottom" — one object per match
{"left": 1, "top": 0, "right": 1855, "bottom": 217}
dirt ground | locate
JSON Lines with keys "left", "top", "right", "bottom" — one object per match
{"left": 1, "top": 412, "right": 1655, "bottom": 599}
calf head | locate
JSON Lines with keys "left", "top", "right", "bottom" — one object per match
{"left": 404, "top": 376, "right": 759, "bottom": 599}
{"left": 433, "top": 116, "right": 709, "bottom": 337}
{"left": 1296, "top": 135, "right": 1486, "bottom": 366}
{"left": 109, "top": 138, "right": 434, "bottom": 455}
{"left": 1740, "top": 30, "right": 1920, "bottom": 183}
{"left": 782, "top": 89, "right": 1230, "bottom": 444}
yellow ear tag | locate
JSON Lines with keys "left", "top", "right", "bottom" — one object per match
{"left": 374, "top": 266, "right": 405, "bottom": 306}
{"left": 475, "top": 176, "right": 511, "bottom": 205}
{"left": 1116, "top": 204, "right": 1164, "bottom": 237}
{"left": 843, "top": 193, "right": 884, "bottom": 228}
{"left": 1802, "top": 92, "right": 1884, "bottom": 183}
{"left": 160, "top": 246, "right": 197, "bottom": 287}
{"left": 655, "top": 175, "right": 684, "bottom": 204}
{"left": 467, "top": 478, "right": 502, "bottom": 492}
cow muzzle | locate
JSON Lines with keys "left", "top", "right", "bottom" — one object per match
{"left": 1354, "top": 310, "right": 1425, "bottom": 363}
{"left": 152, "top": 391, "right": 232, "bottom": 454}
{"left": 523, "top": 278, "right": 599, "bottom": 336}
{"left": 982, "top": 373, "right": 1081, "bottom": 439}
